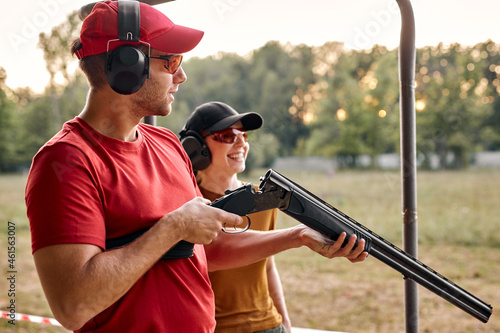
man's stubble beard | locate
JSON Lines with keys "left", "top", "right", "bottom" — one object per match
{"left": 131, "top": 79, "right": 171, "bottom": 118}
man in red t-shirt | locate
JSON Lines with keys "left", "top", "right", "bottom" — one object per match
{"left": 26, "top": 2, "right": 368, "bottom": 332}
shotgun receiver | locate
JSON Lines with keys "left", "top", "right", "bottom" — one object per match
{"left": 210, "top": 169, "right": 493, "bottom": 323}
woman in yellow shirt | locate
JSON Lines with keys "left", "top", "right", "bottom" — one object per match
{"left": 180, "top": 101, "right": 291, "bottom": 333}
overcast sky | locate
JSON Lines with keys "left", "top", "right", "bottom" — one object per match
{"left": 1, "top": 0, "right": 499, "bottom": 93}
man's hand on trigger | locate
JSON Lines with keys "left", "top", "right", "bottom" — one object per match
{"left": 168, "top": 197, "right": 244, "bottom": 245}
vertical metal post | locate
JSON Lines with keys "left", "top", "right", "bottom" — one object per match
{"left": 396, "top": 0, "right": 418, "bottom": 332}
{"left": 144, "top": 116, "right": 157, "bottom": 126}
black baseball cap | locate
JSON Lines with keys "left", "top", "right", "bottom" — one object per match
{"left": 180, "top": 102, "right": 263, "bottom": 138}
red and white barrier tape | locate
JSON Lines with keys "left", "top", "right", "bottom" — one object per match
{"left": 1, "top": 310, "right": 61, "bottom": 326}
{"left": 1, "top": 311, "right": 343, "bottom": 332}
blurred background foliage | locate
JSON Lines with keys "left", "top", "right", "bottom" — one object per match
{"left": 1, "top": 11, "right": 500, "bottom": 173}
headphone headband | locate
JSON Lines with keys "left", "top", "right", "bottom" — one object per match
{"left": 118, "top": 1, "right": 140, "bottom": 42}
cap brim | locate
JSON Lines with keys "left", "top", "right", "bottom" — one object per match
{"left": 206, "top": 113, "right": 263, "bottom": 132}
{"left": 149, "top": 24, "right": 204, "bottom": 54}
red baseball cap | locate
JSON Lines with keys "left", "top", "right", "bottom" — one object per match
{"left": 76, "top": 1, "right": 204, "bottom": 59}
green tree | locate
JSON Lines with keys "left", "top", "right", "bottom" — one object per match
{"left": 38, "top": 10, "right": 82, "bottom": 132}
{"left": 306, "top": 46, "right": 399, "bottom": 167}
{"left": 0, "top": 68, "right": 20, "bottom": 171}
{"left": 248, "top": 42, "right": 314, "bottom": 156}
{"left": 15, "top": 72, "right": 89, "bottom": 166}
{"left": 478, "top": 40, "right": 500, "bottom": 150}
{"left": 416, "top": 43, "right": 493, "bottom": 169}
{"left": 359, "top": 46, "right": 400, "bottom": 164}
{"left": 10, "top": 10, "right": 88, "bottom": 170}
{"left": 306, "top": 50, "right": 365, "bottom": 165}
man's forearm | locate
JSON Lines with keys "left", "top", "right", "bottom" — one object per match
{"left": 33, "top": 217, "right": 183, "bottom": 330}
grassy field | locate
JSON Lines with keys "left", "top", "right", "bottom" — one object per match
{"left": 0, "top": 169, "right": 499, "bottom": 332}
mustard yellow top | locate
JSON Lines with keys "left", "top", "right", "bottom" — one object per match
{"left": 201, "top": 185, "right": 283, "bottom": 333}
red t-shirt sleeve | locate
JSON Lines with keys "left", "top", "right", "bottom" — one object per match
{"left": 26, "top": 142, "right": 106, "bottom": 253}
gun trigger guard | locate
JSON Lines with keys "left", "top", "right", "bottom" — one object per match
{"left": 222, "top": 215, "right": 251, "bottom": 234}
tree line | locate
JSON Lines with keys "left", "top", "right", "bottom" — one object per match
{"left": 0, "top": 12, "right": 499, "bottom": 172}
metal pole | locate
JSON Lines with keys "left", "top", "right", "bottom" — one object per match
{"left": 79, "top": 0, "right": 176, "bottom": 20}
{"left": 396, "top": 0, "right": 418, "bottom": 332}
{"left": 143, "top": 116, "right": 157, "bottom": 126}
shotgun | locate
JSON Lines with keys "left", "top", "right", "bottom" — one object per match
{"left": 210, "top": 169, "right": 493, "bottom": 323}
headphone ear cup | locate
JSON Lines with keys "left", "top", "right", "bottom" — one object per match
{"left": 106, "top": 45, "right": 148, "bottom": 95}
{"left": 181, "top": 131, "right": 211, "bottom": 171}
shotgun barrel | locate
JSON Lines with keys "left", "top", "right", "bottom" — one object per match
{"left": 257, "top": 169, "right": 492, "bottom": 323}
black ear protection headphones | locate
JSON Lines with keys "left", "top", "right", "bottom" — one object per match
{"left": 105, "top": 1, "right": 150, "bottom": 95}
{"left": 180, "top": 129, "right": 212, "bottom": 171}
